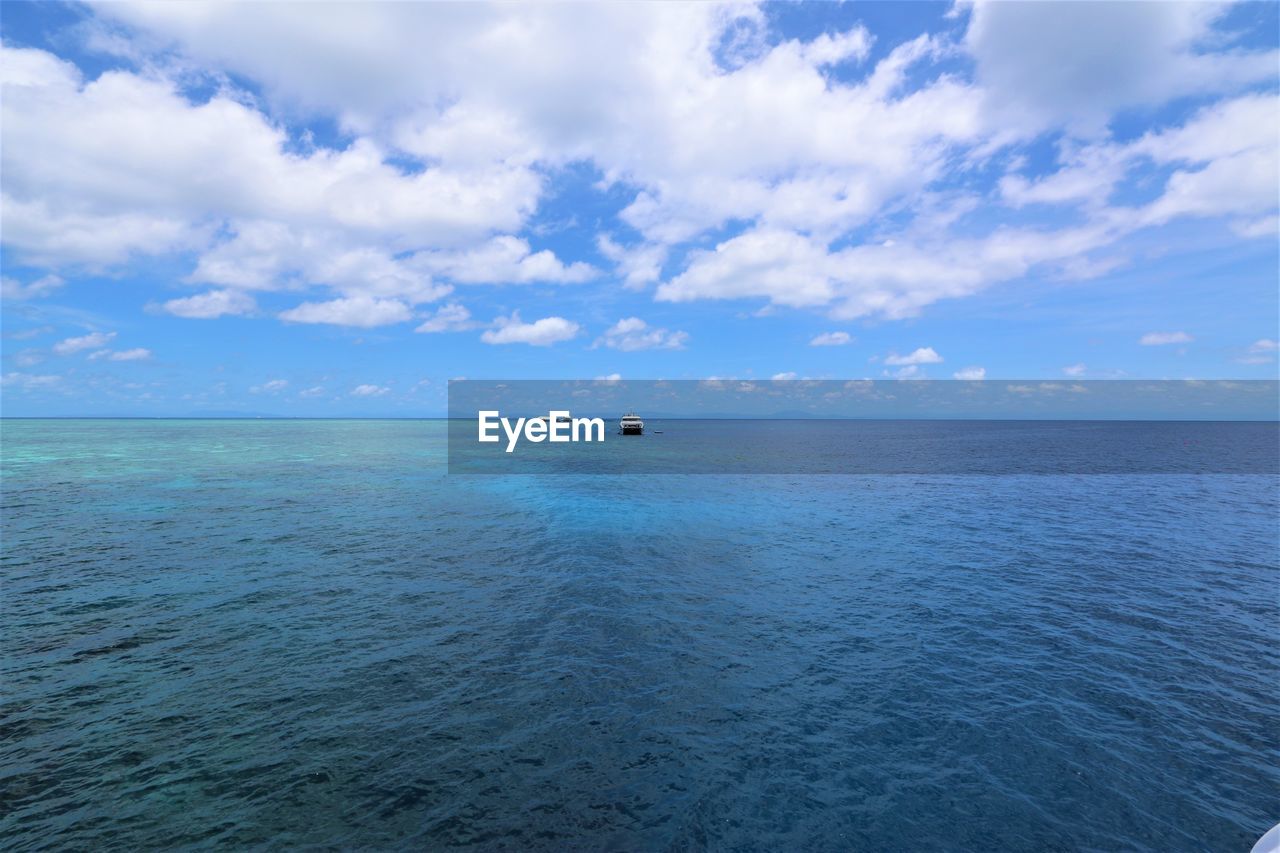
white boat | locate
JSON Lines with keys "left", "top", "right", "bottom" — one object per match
{"left": 1253, "top": 822, "right": 1280, "bottom": 853}
{"left": 619, "top": 412, "right": 644, "bottom": 435}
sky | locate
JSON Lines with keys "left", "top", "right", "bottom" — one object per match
{"left": 1, "top": 0, "right": 1277, "bottom": 416}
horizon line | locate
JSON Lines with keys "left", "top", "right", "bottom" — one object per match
{"left": 3, "top": 416, "right": 1278, "bottom": 423}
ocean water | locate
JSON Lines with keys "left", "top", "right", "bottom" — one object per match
{"left": 2, "top": 419, "right": 1277, "bottom": 851}
{"left": 449, "top": 418, "right": 1280, "bottom": 474}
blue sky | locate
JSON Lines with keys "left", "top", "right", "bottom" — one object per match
{"left": 1, "top": 1, "right": 1277, "bottom": 416}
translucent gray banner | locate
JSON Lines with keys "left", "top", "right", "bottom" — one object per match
{"left": 447, "top": 380, "right": 1279, "bottom": 474}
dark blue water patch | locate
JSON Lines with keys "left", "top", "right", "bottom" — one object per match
{"left": 1, "top": 420, "right": 1277, "bottom": 850}
{"left": 448, "top": 418, "right": 1280, "bottom": 475}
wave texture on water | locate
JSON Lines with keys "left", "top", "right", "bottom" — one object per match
{"left": 1, "top": 419, "right": 1277, "bottom": 850}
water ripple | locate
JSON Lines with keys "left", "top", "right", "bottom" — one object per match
{"left": 1, "top": 420, "right": 1277, "bottom": 850}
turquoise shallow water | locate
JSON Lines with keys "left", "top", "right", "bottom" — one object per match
{"left": 2, "top": 419, "right": 1277, "bottom": 850}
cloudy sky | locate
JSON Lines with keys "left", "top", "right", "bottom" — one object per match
{"left": 1, "top": 1, "right": 1277, "bottom": 415}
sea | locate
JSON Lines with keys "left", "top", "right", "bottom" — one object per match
{"left": 2, "top": 418, "right": 1277, "bottom": 851}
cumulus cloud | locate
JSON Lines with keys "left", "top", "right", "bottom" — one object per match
{"left": 92, "top": 5, "right": 976, "bottom": 255}
{"left": 597, "top": 236, "right": 668, "bottom": 289}
{"left": 1001, "top": 95, "right": 1278, "bottom": 224}
{"left": 280, "top": 296, "right": 414, "bottom": 328}
{"left": 884, "top": 347, "right": 942, "bottom": 366}
{"left": 771, "top": 372, "right": 798, "bottom": 380}
{"left": 1249, "top": 339, "right": 1278, "bottom": 353}
{"left": 654, "top": 222, "right": 1130, "bottom": 320}
{"left": 953, "top": 366, "right": 985, "bottom": 380}
{"left": 593, "top": 317, "right": 688, "bottom": 351}
{"left": 0, "top": 41, "right": 534, "bottom": 300}
{"left": 1062, "top": 363, "right": 1087, "bottom": 377}
{"left": 657, "top": 230, "right": 831, "bottom": 307}
{"left": 53, "top": 331, "right": 115, "bottom": 355}
{"left": 1, "top": 44, "right": 538, "bottom": 253}
{"left": 481, "top": 313, "right": 581, "bottom": 346}
{"left": 415, "top": 236, "right": 596, "bottom": 285}
{"left": 1140, "top": 331, "right": 1193, "bottom": 346}
{"left": 810, "top": 331, "right": 852, "bottom": 347}
{"left": 801, "top": 27, "right": 873, "bottom": 67}
{"left": 4, "top": 10, "right": 987, "bottom": 312}
{"left": 189, "top": 223, "right": 453, "bottom": 305}
{"left": 161, "top": 289, "right": 256, "bottom": 319}
{"left": 2, "top": 3, "right": 1276, "bottom": 335}
{"left": 351, "top": 384, "right": 390, "bottom": 397}
{"left": 966, "top": 1, "right": 1278, "bottom": 134}
{"left": 415, "top": 302, "right": 477, "bottom": 334}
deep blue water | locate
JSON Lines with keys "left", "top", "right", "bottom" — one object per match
{"left": 2, "top": 419, "right": 1277, "bottom": 851}
{"left": 449, "top": 418, "right": 1280, "bottom": 474}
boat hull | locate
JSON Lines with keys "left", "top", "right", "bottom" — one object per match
{"left": 621, "top": 425, "right": 643, "bottom": 435}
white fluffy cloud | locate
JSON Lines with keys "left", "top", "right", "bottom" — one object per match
{"left": 3, "top": 2, "right": 1277, "bottom": 331}
{"left": 1002, "top": 95, "right": 1280, "bottom": 226}
{"left": 0, "top": 41, "right": 540, "bottom": 309}
{"left": 351, "top": 384, "right": 390, "bottom": 397}
{"left": 279, "top": 296, "right": 414, "bottom": 328}
{"left": 187, "top": 223, "right": 451, "bottom": 305}
{"left": 597, "top": 236, "right": 667, "bottom": 289}
{"left": 415, "top": 236, "right": 596, "bottom": 285}
{"left": 593, "top": 317, "right": 688, "bottom": 351}
{"left": 481, "top": 313, "right": 580, "bottom": 346}
{"left": 415, "top": 303, "right": 476, "bottom": 334}
{"left": 610, "top": 30, "right": 986, "bottom": 245}
{"left": 0, "top": 45, "right": 540, "bottom": 252}
{"left": 967, "top": 1, "right": 1278, "bottom": 134}
{"left": 657, "top": 230, "right": 835, "bottom": 308}
{"left": 53, "top": 331, "right": 116, "bottom": 355}
{"left": 953, "top": 366, "right": 985, "bottom": 380}
{"left": 884, "top": 347, "right": 942, "bottom": 366}
{"left": 655, "top": 221, "right": 1128, "bottom": 320}
{"left": 1140, "top": 331, "right": 1193, "bottom": 346}
{"left": 810, "top": 331, "right": 852, "bottom": 347}
{"left": 19, "top": 7, "right": 986, "bottom": 293}
{"left": 160, "top": 289, "right": 257, "bottom": 319}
